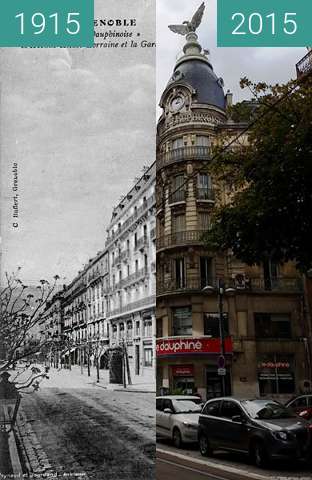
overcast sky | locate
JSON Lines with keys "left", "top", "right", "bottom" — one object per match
{"left": 157, "top": 0, "right": 306, "bottom": 111}
{"left": 0, "top": 0, "right": 307, "bottom": 286}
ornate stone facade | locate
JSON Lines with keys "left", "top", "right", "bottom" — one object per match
{"left": 156, "top": 31, "right": 310, "bottom": 401}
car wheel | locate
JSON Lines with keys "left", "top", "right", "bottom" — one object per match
{"left": 251, "top": 440, "right": 268, "bottom": 468}
{"left": 172, "top": 428, "right": 183, "bottom": 449}
{"left": 199, "top": 433, "right": 211, "bottom": 457}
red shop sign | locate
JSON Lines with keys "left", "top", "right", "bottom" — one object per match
{"left": 156, "top": 337, "right": 233, "bottom": 357}
{"left": 172, "top": 365, "right": 194, "bottom": 377}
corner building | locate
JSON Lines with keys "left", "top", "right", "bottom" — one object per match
{"left": 156, "top": 32, "right": 310, "bottom": 401}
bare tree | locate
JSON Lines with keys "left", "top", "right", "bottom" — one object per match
{"left": 0, "top": 269, "right": 59, "bottom": 392}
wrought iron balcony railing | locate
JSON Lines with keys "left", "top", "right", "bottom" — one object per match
{"left": 105, "top": 194, "right": 155, "bottom": 246}
{"left": 197, "top": 187, "right": 215, "bottom": 202}
{"left": 157, "top": 276, "right": 302, "bottom": 296}
{"left": 156, "top": 230, "right": 206, "bottom": 251}
{"left": 135, "top": 236, "right": 149, "bottom": 251}
{"left": 107, "top": 295, "right": 155, "bottom": 318}
{"left": 158, "top": 146, "right": 212, "bottom": 170}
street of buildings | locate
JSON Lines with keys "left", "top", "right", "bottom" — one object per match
{"left": 39, "top": 162, "right": 156, "bottom": 387}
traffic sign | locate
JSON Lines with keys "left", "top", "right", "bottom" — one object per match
{"left": 218, "top": 355, "right": 225, "bottom": 369}
{"left": 218, "top": 367, "right": 226, "bottom": 376}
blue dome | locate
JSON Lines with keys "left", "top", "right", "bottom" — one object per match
{"left": 172, "top": 58, "right": 226, "bottom": 111}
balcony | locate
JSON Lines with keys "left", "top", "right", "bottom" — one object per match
{"left": 157, "top": 276, "right": 302, "bottom": 296}
{"left": 157, "top": 230, "right": 206, "bottom": 251}
{"left": 115, "top": 267, "right": 149, "bottom": 290}
{"left": 105, "top": 194, "right": 155, "bottom": 246}
{"left": 157, "top": 146, "right": 212, "bottom": 170}
{"left": 296, "top": 49, "right": 312, "bottom": 79}
{"left": 197, "top": 187, "right": 215, "bottom": 202}
{"left": 169, "top": 189, "right": 186, "bottom": 204}
{"left": 135, "top": 236, "right": 149, "bottom": 251}
{"left": 248, "top": 277, "right": 302, "bottom": 293}
{"left": 107, "top": 295, "right": 155, "bottom": 318}
{"left": 157, "top": 278, "right": 202, "bottom": 296}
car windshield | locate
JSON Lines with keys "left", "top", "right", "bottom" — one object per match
{"left": 172, "top": 400, "right": 202, "bottom": 413}
{"left": 242, "top": 400, "right": 297, "bottom": 419}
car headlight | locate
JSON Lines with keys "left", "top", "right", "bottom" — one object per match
{"left": 183, "top": 422, "right": 198, "bottom": 429}
{"left": 273, "top": 431, "right": 289, "bottom": 441}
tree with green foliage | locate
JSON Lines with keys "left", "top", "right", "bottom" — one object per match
{"left": 205, "top": 75, "right": 312, "bottom": 272}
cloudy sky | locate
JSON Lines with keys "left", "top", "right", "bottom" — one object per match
{"left": 157, "top": 0, "right": 306, "bottom": 110}
{"left": 0, "top": 0, "right": 307, "bottom": 286}
{"left": 0, "top": 0, "right": 155, "bottom": 285}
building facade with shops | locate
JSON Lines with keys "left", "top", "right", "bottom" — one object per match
{"left": 156, "top": 31, "right": 310, "bottom": 402}
{"left": 105, "top": 163, "right": 156, "bottom": 381}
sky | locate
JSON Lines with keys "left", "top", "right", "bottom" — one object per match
{"left": 156, "top": 0, "right": 306, "bottom": 111}
{"left": 0, "top": 0, "right": 155, "bottom": 285}
{"left": 0, "top": 0, "right": 307, "bottom": 286}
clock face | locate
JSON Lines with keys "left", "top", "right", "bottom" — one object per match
{"left": 170, "top": 95, "right": 185, "bottom": 112}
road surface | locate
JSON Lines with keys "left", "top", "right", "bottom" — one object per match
{"left": 16, "top": 368, "right": 155, "bottom": 479}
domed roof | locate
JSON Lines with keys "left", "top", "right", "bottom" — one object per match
{"left": 165, "top": 32, "right": 226, "bottom": 111}
{"left": 172, "top": 58, "right": 226, "bottom": 110}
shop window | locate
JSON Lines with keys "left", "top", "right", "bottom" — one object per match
{"left": 255, "top": 313, "right": 291, "bottom": 338}
{"left": 171, "top": 175, "right": 185, "bottom": 203}
{"left": 172, "top": 307, "right": 192, "bottom": 336}
{"left": 200, "top": 257, "right": 213, "bottom": 289}
{"left": 204, "top": 313, "right": 229, "bottom": 337}
{"left": 258, "top": 354, "right": 295, "bottom": 395}
{"left": 175, "top": 258, "right": 185, "bottom": 289}
{"left": 144, "top": 348, "right": 153, "bottom": 367}
{"left": 220, "top": 401, "right": 243, "bottom": 419}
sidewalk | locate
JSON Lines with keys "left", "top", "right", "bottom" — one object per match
{"left": 38, "top": 364, "right": 156, "bottom": 393}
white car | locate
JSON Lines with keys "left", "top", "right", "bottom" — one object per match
{"left": 156, "top": 395, "right": 203, "bottom": 448}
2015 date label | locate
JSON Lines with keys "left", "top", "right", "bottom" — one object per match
{"left": 218, "top": 0, "right": 311, "bottom": 47}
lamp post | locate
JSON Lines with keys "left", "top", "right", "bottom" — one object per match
{"left": 202, "top": 279, "right": 236, "bottom": 397}
{"left": 0, "top": 372, "right": 22, "bottom": 474}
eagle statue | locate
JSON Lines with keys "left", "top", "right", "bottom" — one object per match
{"left": 169, "top": 2, "right": 205, "bottom": 36}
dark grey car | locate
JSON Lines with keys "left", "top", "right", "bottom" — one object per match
{"left": 198, "top": 397, "right": 311, "bottom": 468}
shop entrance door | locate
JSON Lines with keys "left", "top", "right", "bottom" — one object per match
{"left": 173, "top": 376, "right": 194, "bottom": 395}
{"left": 135, "top": 345, "right": 140, "bottom": 375}
{"left": 206, "top": 368, "right": 231, "bottom": 399}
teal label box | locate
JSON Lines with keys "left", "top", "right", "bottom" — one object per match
{"left": 0, "top": 0, "right": 94, "bottom": 47}
{"left": 217, "top": 0, "right": 311, "bottom": 47}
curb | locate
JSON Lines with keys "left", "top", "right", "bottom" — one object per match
{"left": 156, "top": 447, "right": 266, "bottom": 480}
{"left": 94, "top": 382, "right": 155, "bottom": 393}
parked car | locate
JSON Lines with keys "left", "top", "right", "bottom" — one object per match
{"left": 198, "top": 397, "right": 311, "bottom": 468}
{"left": 285, "top": 395, "right": 312, "bottom": 421}
{"left": 156, "top": 395, "right": 202, "bottom": 448}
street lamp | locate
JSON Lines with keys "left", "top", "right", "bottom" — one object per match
{"left": 202, "top": 279, "right": 236, "bottom": 397}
